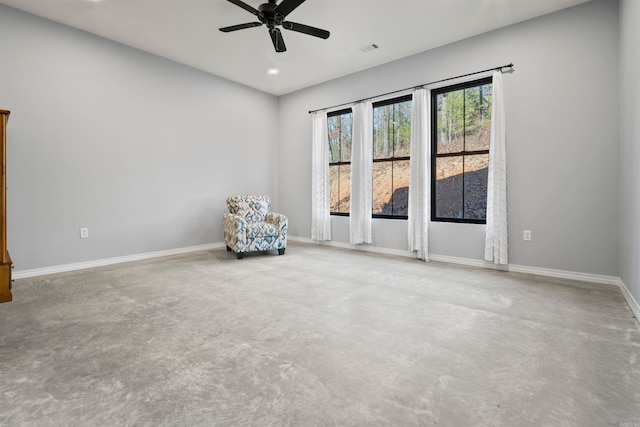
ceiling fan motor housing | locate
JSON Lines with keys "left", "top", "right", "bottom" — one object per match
{"left": 258, "top": 2, "right": 284, "bottom": 29}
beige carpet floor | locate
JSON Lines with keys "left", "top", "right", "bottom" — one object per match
{"left": 0, "top": 241, "right": 639, "bottom": 426}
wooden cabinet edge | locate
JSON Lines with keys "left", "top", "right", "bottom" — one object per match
{"left": 0, "top": 253, "right": 10, "bottom": 304}
{"left": 0, "top": 110, "right": 11, "bottom": 303}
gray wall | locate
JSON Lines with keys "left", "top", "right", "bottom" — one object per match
{"left": 619, "top": 0, "right": 640, "bottom": 303}
{"left": 278, "top": 0, "right": 620, "bottom": 276}
{"left": 0, "top": 1, "right": 626, "bottom": 281}
{"left": 0, "top": 5, "right": 279, "bottom": 270}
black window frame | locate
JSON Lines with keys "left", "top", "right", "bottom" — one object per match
{"left": 372, "top": 94, "right": 413, "bottom": 220}
{"left": 431, "top": 77, "right": 493, "bottom": 224}
{"left": 328, "top": 107, "right": 353, "bottom": 217}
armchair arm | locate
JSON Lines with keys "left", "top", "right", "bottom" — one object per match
{"left": 223, "top": 213, "right": 247, "bottom": 250}
{"left": 265, "top": 212, "right": 288, "bottom": 238}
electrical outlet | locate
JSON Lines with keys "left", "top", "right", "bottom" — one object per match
{"left": 80, "top": 228, "right": 89, "bottom": 239}
{"left": 523, "top": 230, "right": 532, "bottom": 241}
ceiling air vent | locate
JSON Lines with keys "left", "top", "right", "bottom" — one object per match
{"left": 360, "top": 43, "right": 379, "bottom": 53}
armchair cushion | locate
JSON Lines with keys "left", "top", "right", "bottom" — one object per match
{"left": 227, "top": 195, "right": 270, "bottom": 222}
{"left": 246, "top": 222, "right": 278, "bottom": 239}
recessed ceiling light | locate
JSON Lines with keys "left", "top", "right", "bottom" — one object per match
{"left": 268, "top": 69, "right": 279, "bottom": 75}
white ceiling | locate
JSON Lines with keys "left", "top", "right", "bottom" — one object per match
{"left": 0, "top": 0, "right": 592, "bottom": 95}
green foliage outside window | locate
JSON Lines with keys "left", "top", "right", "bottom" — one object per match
{"left": 372, "top": 96, "right": 412, "bottom": 217}
{"left": 433, "top": 78, "right": 493, "bottom": 222}
{"left": 328, "top": 111, "right": 352, "bottom": 214}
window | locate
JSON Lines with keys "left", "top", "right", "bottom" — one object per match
{"left": 372, "top": 95, "right": 412, "bottom": 218}
{"left": 328, "top": 108, "right": 352, "bottom": 215}
{"left": 431, "top": 77, "right": 492, "bottom": 223}
{"left": 328, "top": 96, "right": 413, "bottom": 218}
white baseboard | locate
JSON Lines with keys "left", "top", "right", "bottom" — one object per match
{"left": 618, "top": 278, "right": 640, "bottom": 321}
{"left": 289, "top": 235, "right": 638, "bottom": 323}
{"left": 288, "top": 235, "right": 415, "bottom": 259}
{"left": 13, "top": 242, "right": 225, "bottom": 280}
{"left": 420, "top": 253, "right": 621, "bottom": 286}
{"left": 12, "top": 237, "right": 640, "bottom": 324}
{"left": 290, "top": 236, "right": 619, "bottom": 285}
{"left": 506, "top": 263, "right": 621, "bottom": 286}
{"left": 428, "top": 253, "right": 502, "bottom": 269}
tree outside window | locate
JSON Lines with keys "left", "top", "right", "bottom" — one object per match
{"left": 328, "top": 109, "right": 352, "bottom": 215}
{"left": 372, "top": 95, "right": 412, "bottom": 218}
{"left": 432, "top": 77, "right": 493, "bottom": 223}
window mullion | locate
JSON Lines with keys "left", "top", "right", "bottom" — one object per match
{"left": 461, "top": 88, "right": 466, "bottom": 220}
{"left": 391, "top": 160, "right": 395, "bottom": 215}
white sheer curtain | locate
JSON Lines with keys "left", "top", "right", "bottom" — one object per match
{"left": 311, "top": 111, "right": 331, "bottom": 241}
{"left": 484, "top": 71, "right": 508, "bottom": 264}
{"left": 407, "top": 88, "right": 430, "bottom": 261}
{"left": 350, "top": 101, "right": 373, "bottom": 245}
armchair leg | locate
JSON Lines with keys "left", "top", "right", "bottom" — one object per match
{"left": 237, "top": 252, "right": 244, "bottom": 259}
{"left": 226, "top": 246, "right": 231, "bottom": 252}
{"left": 278, "top": 248, "right": 285, "bottom": 255}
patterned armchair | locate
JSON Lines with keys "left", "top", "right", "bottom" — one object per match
{"left": 222, "top": 195, "right": 288, "bottom": 259}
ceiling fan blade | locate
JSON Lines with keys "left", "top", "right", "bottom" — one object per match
{"left": 219, "top": 22, "right": 263, "bottom": 32}
{"left": 282, "top": 21, "right": 330, "bottom": 39}
{"left": 269, "top": 28, "right": 287, "bottom": 52}
{"left": 275, "top": 0, "right": 306, "bottom": 18}
{"left": 225, "top": 0, "right": 260, "bottom": 17}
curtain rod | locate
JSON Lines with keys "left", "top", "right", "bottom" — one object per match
{"left": 308, "top": 62, "right": 513, "bottom": 114}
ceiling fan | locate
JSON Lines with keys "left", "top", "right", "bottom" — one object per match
{"left": 219, "top": 0, "right": 330, "bottom": 53}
